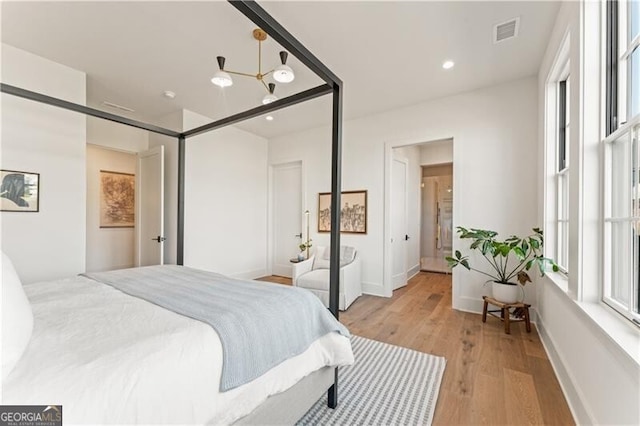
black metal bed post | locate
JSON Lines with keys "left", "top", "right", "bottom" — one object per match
{"left": 327, "top": 82, "right": 343, "bottom": 409}
{"left": 177, "top": 135, "right": 186, "bottom": 265}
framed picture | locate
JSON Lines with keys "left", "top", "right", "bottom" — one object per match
{"left": 0, "top": 170, "right": 39, "bottom": 212}
{"left": 318, "top": 190, "right": 367, "bottom": 234}
{"left": 100, "top": 170, "right": 135, "bottom": 228}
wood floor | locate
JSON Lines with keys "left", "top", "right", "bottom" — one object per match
{"left": 259, "top": 272, "right": 574, "bottom": 425}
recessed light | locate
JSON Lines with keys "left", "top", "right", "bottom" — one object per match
{"left": 442, "top": 60, "right": 455, "bottom": 70}
{"left": 163, "top": 90, "right": 176, "bottom": 99}
{"left": 265, "top": 115, "right": 274, "bottom": 121}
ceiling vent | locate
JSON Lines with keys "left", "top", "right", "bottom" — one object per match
{"left": 102, "top": 101, "right": 135, "bottom": 113}
{"left": 493, "top": 17, "right": 520, "bottom": 44}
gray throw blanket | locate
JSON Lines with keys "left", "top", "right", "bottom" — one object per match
{"left": 83, "top": 265, "right": 349, "bottom": 391}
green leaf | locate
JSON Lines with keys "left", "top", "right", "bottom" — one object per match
{"left": 513, "top": 246, "right": 525, "bottom": 260}
{"left": 455, "top": 250, "right": 462, "bottom": 259}
{"left": 525, "top": 259, "right": 534, "bottom": 270}
{"left": 529, "top": 238, "right": 540, "bottom": 249}
{"left": 460, "top": 260, "right": 470, "bottom": 270}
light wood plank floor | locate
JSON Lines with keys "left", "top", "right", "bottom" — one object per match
{"left": 258, "top": 272, "right": 574, "bottom": 425}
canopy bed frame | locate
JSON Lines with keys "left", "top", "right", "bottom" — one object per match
{"left": 0, "top": 0, "right": 344, "bottom": 414}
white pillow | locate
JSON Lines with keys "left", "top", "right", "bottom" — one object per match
{"left": 1, "top": 251, "right": 33, "bottom": 379}
{"left": 316, "top": 245, "right": 357, "bottom": 269}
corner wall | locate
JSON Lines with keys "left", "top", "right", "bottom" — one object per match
{"left": 0, "top": 44, "right": 86, "bottom": 283}
{"left": 183, "top": 111, "right": 268, "bottom": 279}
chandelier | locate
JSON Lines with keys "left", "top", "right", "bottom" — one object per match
{"left": 211, "top": 29, "right": 295, "bottom": 105}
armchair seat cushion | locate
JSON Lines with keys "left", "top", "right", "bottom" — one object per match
{"left": 297, "top": 269, "right": 331, "bottom": 291}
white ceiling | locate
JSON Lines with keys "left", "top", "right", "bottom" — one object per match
{"left": 1, "top": 1, "right": 559, "bottom": 139}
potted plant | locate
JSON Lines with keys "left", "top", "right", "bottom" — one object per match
{"left": 446, "top": 227, "right": 559, "bottom": 303}
{"left": 298, "top": 240, "right": 313, "bottom": 261}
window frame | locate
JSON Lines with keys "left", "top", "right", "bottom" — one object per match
{"left": 556, "top": 78, "right": 570, "bottom": 273}
{"left": 603, "top": 0, "right": 640, "bottom": 325}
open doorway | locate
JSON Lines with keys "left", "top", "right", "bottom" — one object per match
{"left": 385, "top": 138, "right": 453, "bottom": 295}
{"left": 421, "top": 163, "right": 453, "bottom": 273}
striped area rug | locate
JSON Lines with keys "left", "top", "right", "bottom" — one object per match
{"left": 298, "top": 335, "right": 446, "bottom": 425}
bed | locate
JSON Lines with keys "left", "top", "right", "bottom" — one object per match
{"left": 1, "top": 255, "right": 353, "bottom": 425}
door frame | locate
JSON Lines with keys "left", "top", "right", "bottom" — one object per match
{"left": 383, "top": 137, "right": 456, "bottom": 297}
{"left": 267, "top": 159, "right": 306, "bottom": 276}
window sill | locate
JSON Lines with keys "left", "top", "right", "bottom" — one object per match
{"left": 544, "top": 270, "right": 569, "bottom": 293}
{"left": 540, "top": 273, "right": 640, "bottom": 368}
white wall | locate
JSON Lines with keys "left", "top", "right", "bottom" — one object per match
{"left": 85, "top": 145, "right": 137, "bottom": 272}
{"left": 420, "top": 139, "right": 453, "bottom": 166}
{"left": 0, "top": 44, "right": 86, "bottom": 283}
{"left": 392, "top": 145, "right": 421, "bottom": 278}
{"left": 86, "top": 116, "right": 148, "bottom": 153}
{"left": 535, "top": 2, "right": 640, "bottom": 424}
{"left": 183, "top": 110, "right": 268, "bottom": 279}
{"left": 269, "top": 77, "right": 538, "bottom": 305}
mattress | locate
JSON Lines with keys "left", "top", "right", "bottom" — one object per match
{"left": 2, "top": 275, "right": 354, "bottom": 425}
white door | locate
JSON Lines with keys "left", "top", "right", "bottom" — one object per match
{"left": 391, "top": 158, "right": 408, "bottom": 290}
{"left": 272, "top": 162, "right": 302, "bottom": 277}
{"left": 136, "top": 146, "right": 164, "bottom": 267}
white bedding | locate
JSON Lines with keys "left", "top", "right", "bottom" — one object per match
{"left": 2, "top": 276, "right": 354, "bottom": 425}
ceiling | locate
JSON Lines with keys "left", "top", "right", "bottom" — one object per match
{"left": 1, "top": 1, "right": 560, "bottom": 139}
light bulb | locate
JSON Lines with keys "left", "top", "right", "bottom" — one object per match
{"left": 211, "top": 70, "right": 233, "bottom": 87}
{"left": 262, "top": 93, "right": 278, "bottom": 105}
{"left": 265, "top": 115, "right": 274, "bottom": 121}
{"left": 442, "top": 60, "right": 455, "bottom": 70}
{"left": 273, "top": 64, "right": 295, "bottom": 83}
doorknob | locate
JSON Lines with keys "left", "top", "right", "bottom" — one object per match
{"left": 405, "top": 234, "right": 410, "bottom": 241}
{"left": 295, "top": 233, "right": 303, "bottom": 238}
{"left": 152, "top": 236, "right": 166, "bottom": 243}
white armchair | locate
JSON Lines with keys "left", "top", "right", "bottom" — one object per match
{"left": 292, "top": 245, "right": 362, "bottom": 311}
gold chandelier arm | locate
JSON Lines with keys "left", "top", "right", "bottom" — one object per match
{"left": 258, "top": 40, "right": 262, "bottom": 75}
{"left": 225, "top": 69, "right": 259, "bottom": 79}
{"left": 262, "top": 69, "right": 274, "bottom": 76}
{"left": 260, "top": 79, "right": 270, "bottom": 92}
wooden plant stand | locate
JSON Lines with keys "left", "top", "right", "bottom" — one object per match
{"left": 482, "top": 296, "right": 531, "bottom": 335}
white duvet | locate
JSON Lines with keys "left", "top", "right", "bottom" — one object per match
{"left": 2, "top": 276, "right": 353, "bottom": 425}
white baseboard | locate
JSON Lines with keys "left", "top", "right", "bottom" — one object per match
{"left": 362, "top": 281, "right": 387, "bottom": 297}
{"left": 231, "top": 268, "right": 269, "bottom": 280}
{"left": 536, "top": 314, "right": 592, "bottom": 425}
{"left": 453, "top": 296, "right": 484, "bottom": 314}
{"left": 408, "top": 263, "right": 420, "bottom": 280}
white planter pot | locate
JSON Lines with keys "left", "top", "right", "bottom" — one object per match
{"left": 492, "top": 282, "right": 522, "bottom": 303}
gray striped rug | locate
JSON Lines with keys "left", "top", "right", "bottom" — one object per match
{"left": 298, "top": 335, "right": 446, "bottom": 425}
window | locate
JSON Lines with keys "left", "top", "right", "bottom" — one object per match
{"left": 604, "top": 0, "right": 640, "bottom": 324}
{"left": 544, "top": 33, "right": 570, "bottom": 279}
{"left": 557, "top": 78, "right": 570, "bottom": 272}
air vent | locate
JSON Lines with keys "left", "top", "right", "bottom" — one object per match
{"left": 493, "top": 17, "right": 520, "bottom": 44}
{"left": 102, "top": 101, "right": 135, "bottom": 113}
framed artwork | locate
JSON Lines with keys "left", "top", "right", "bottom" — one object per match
{"left": 318, "top": 190, "right": 367, "bottom": 234}
{"left": 0, "top": 170, "right": 39, "bottom": 212}
{"left": 100, "top": 170, "right": 135, "bottom": 228}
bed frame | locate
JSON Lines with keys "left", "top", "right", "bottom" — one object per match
{"left": 0, "top": 0, "right": 344, "bottom": 419}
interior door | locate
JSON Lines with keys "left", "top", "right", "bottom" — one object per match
{"left": 391, "top": 158, "right": 408, "bottom": 290}
{"left": 272, "top": 161, "right": 302, "bottom": 277}
{"left": 136, "top": 145, "right": 164, "bottom": 267}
